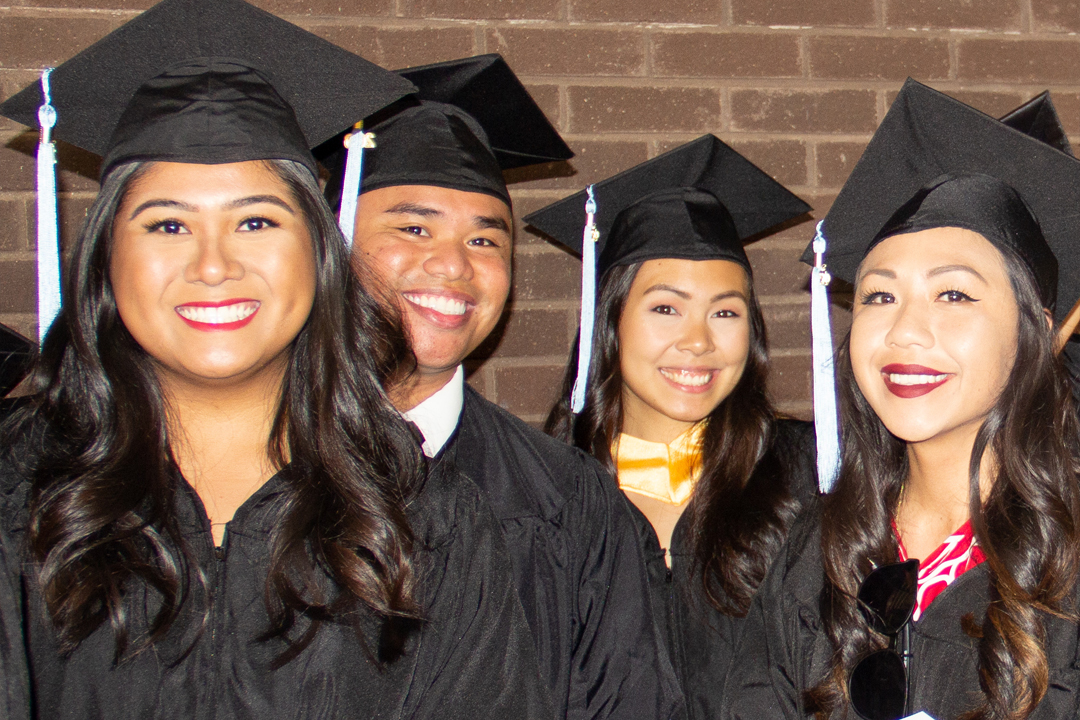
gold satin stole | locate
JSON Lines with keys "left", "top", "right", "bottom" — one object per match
{"left": 613, "top": 423, "right": 705, "bottom": 505}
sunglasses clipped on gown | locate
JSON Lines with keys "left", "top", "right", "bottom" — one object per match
{"left": 849, "top": 559, "right": 919, "bottom": 720}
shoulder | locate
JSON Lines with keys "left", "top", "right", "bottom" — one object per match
{"left": 407, "top": 458, "right": 498, "bottom": 552}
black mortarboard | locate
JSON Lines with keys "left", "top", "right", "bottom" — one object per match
{"left": 523, "top": 134, "right": 811, "bottom": 279}
{"left": 804, "top": 79, "right": 1080, "bottom": 323}
{"left": 0, "top": 325, "right": 33, "bottom": 398}
{"left": 0, "top": 0, "right": 415, "bottom": 179}
{"left": 999, "top": 91, "right": 1073, "bottom": 157}
{"left": 322, "top": 53, "right": 573, "bottom": 209}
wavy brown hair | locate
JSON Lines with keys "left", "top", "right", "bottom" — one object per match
{"left": 545, "top": 261, "right": 803, "bottom": 616}
{"left": 1, "top": 159, "right": 425, "bottom": 665}
{"left": 806, "top": 245, "right": 1080, "bottom": 719}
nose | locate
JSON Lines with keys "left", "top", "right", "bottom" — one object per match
{"left": 421, "top": 238, "right": 471, "bottom": 282}
{"left": 884, "top": 298, "right": 935, "bottom": 350}
{"left": 676, "top": 316, "right": 715, "bottom": 356}
{"left": 185, "top": 228, "right": 244, "bottom": 286}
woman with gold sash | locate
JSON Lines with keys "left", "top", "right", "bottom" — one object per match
{"left": 527, "top": 135, "right": 817, "bottom": 720}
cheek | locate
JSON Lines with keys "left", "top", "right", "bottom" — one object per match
{"left": 474, "top": 254, "right": 511, "bottom": 308}
{"left": 848, "top": 311, "right": 885, "bottom": 394}
{"left": 357, "top": 237, "right": 418, "bottom": 286}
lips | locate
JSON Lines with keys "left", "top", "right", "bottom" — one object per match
{"left": 402, "top": 291, "right": 473, "bottom": 329}
{"left": 659, "top": 367, "right": 717, "bottom": 393}
{"left": 175, "top": 299, "right": 260, "bottom": 331}
{"left": 881, "top": 363, "right": 953, "bottom": 399}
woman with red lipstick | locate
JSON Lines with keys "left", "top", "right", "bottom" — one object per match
{"left": 723, "top": 83, "right": 1080, "bottom": 720}
{"left": 529, "top": 135, "right": 815, "bottom": 720}
{"left": 0, "top": 1, "right": 551, "bottom": 718}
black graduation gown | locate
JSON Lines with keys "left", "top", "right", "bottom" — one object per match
{"left": 625, "top": 419, "right": 817, "bottom": 720}
{"left": 721, "top": 500, "right": 1080, "bottom": 719}
{"left": 0, "top": 450, "right": 554, "bottom": 719}
{"left": 439, "top": 386, "right": 682, "bottom": 720}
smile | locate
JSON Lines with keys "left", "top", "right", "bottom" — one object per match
{"left": 881, "top": 363, "right": 953, "bottom": 398}
{"left": 660, "top": 368, "right": 716, "bottom": 389}
{"left": 403, "top": 293, "right": 468, "bottom": 317}
{"left": 175, "top": 300, "right": 260, "bottom": 331}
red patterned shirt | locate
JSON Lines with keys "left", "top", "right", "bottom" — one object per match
{"left": 895, "top": 520, "right": 986, "bottom": 621}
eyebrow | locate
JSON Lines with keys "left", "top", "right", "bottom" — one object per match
{"left": 474, "top": 215, "right": 511, "bottom": 234}
{"left": 127, "top": 194, "right": 294, "bottom": 221}
{"left": 642, "top": 284, "right": 747, "bottom": 302}
{"left": 927, "top": 264, "right": 988, "bottom": 283}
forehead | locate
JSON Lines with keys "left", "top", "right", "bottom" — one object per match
{"left": 631, "top": 257, "right": 750, "bottom": 295}
{"left": 856, "top": 227, "right": 1009, "bottom": 284}
{"left": 122, "top": 160, "right": 286, "bottom": 200}
{"left": 361, "top": 184, "right": 512, "bottom": 224}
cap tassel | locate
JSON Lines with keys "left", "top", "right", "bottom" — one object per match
{"left": 36, "top": 68, "right": 61, "bottom": 343}
{"left": 811, "top": 221, "right": 840, "bottom": 492}
{"left": 571, "top": 185, "right": 599, "bottom": 414}
{"left": 338, "top": 121, "right": 376, "bottom": 249}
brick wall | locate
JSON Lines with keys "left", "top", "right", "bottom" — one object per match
{"left": 2, "top": 0, "right": 1079, "bottom": 424}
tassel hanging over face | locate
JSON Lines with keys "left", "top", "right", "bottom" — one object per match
{"left": 36, "top": 68, "right": 61, "bottom": 343}
{"left": 337, "top": 121, "right": 377, "bottom": 249}
{"left": 811, "top": 221, "right": 840, "bottom": 492}
{"left": 571, "top": 185, "right": 599, "bottom": 414}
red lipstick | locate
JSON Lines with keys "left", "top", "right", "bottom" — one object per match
{"left": 880, "top": 363, "right": 953, "bottom": 399}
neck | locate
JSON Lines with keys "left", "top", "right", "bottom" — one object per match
{"left": 391, "top": 365, "right": 459, "bottom": 412}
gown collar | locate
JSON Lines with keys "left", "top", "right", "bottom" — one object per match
{"left": 613, "top": 423, "right": 705, "bottom": 505}
{"left": 403, "top": 365, "right": 465, "bottom": 458}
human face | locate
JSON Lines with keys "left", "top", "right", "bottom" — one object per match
{"left": 352, "top": 185, "right": 513, "bottom": 376}
{"left": 850, "top": 227, "right": 1018, "bottom": 446}
{"left": 618, "top": 258, "right": 752, "bottom": 444}
{"left": 111, "top": 161, "right": 316, "bottom": 388}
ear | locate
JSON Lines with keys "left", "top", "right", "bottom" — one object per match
{"left": 1054, "top": 300, "right": 1080, "bottom": 354}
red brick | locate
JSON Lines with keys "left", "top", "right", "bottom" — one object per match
{"left": 0, "top": 136, "right": 34, "bottom": 192}
{"left": 471, "top": 307, "right": 570, "bottom": 358}
{"left": 763, "top": 304, "right": 811, "bottom": 348}
{"left": 809, "top": 36, "right": 949, "bottom": 81}
{"left": 514, "top": 249, "right": 580, "bottom": 302}
{"left": 486, "top": 28, "right": 645, "bottom": 77}
{"left": 0, "top": 199, "right": 28, "bottom": 252}
{"left": 377, "top": 28, "right": 477, "bottom": 70}
{"left": 768, "top": 353, "right": 811, "bottom": 404}
{"left": 0, "top": 70, "right": 40, "bottom": 133}
{"left": 0, "top": 261, "right": 35, "bottom": 314}
{"left": 27, "top": 196, "right": 92, "bottom": 252}
{"left": 1032, "top": 0, "right": 1080, "bottom": 32}
{"left": 404, "top": 0, "right": 559, "bottom": 20}
{"left": 506, "top": 139, "right": 649, "bottom": 192}
{"left": 10, "top": 0, "right": 154, "bottom": 7}
{"left": 512, "top": 193, "right": 574, "bottom": 246}
{"left": 253, "top": 0, "right": 393, "bottom": 15}
{"left": 571, "top": 0, "right": 720, "bottom": 23}
{"left": 494, "top": 364, "right": 567, "bottom": 417}
{"left": 730, "top": 89, "right": 877, "bottom": 133}
{"left": 652, "top": 32, "right": 801, "bottom": 79}
{"left": 0, "top": 15, "right": 120, "bottom": 69}
{"left": 1049, "top": 92, "right": 1080, "bottom": 136}
{"left": 747, "top": 245, "right": 812, "bottom": 296}
{"left": 727, "top": 139, "right": 808, "bottom": 188}
{"left": 732, "top": 0, "right": 876, "bottom": 27}
{"left": 305, "top": 24, "right": 379, "bottom": 60}
{"left": 464, "top": 363, "right": 489, "bottom": 396}
{"left": 886, "top": 0, "right": 1022, "bottom": 30}
{"left": 957, "top": 39, "right": 1080, "bottom": 83}
{"left": 568, "top": 86, "right": 721, "bottom": 133}
{"left": 816, "top": 141, "right": 868, "bottom": 189}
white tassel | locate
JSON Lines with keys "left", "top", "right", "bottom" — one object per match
{"left": 571, "top": 185, "right": 599, "bottom": 414}
{"left": 337, "top": 122, "right": 376, "bottom": 249}
{"left": 811, "top": 221, "right": 841, "bottom": 492}
{"left": 36, "top": 68, "right": 61, "bottom": 343}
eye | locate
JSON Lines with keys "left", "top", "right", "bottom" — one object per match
{"left": 859, "top": 290, "right": 894, "bottom": 305}
{"left": 939, "top": 289, "right": 978, "bottom": 303}
{"left": 145, "top": 219, "right": 188, "bottom": 235}
{"left": 237, "top": 216, "right": 280, "bottom": 232}
{"left": 651, "top": 305, "right": 678, "bottom": 316}
{"left": 467, "top": 236, "right": 499, "bottom": 248}
{"left": 713, "top": 309, "right": 740, "bottom": 319}
{"left": 398, "top": 225, "right": 430, "bottom": 237}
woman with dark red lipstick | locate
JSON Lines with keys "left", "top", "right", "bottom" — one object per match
{"left": 722, "top": 82, "right": 1080, "bottom": 720}
{"left": 528, "top": 135, "right": 816, "bottom": 720}
{"left": 0, "top": 1, "right": 551, "bottom": 718}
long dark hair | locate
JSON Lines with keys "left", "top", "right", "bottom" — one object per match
{"left": 546, "top": 261, "right": 801, "bottom": 616}
{"left": 2, "top": 159, "right": 425, "bottom": 664}
{"left": 807, "top": 245, "right": 1080, "bottom": 719}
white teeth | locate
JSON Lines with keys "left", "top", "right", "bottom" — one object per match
{"left": 404, "top": 293, "right": 467, "bottom": 316}
{"left": 660, "top": 369, "right": 714, "bottom": 387}
{"left": 176, "top": 301, "right": 259, "bottom": 324}
{"left": 887, "top": 373, "right": 948, "bottom": 386}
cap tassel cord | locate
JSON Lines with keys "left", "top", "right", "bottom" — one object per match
{"left": 811, "top": 221, "right": 841, "bottom": 492}
{"left": 571, "top": 185, "right": 598, "bottom": 414}
{"left": 338, "top": 122, "right": 376, "bottom": 249}
{"left": 36, "top": 68, "right": 61, "bottom": 343}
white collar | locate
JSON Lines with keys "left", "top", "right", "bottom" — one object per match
{"left": 402, "top": 365, "right": 464, "bottom": 458}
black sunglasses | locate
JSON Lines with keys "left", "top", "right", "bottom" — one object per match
{"left": 849, "top": 559, "right": 919, "bottom": 720}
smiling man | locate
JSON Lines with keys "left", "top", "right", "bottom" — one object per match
{"left": 323, "top": 55, "right": 681, "bottom": 720}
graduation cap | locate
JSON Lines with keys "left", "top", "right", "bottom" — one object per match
{"left": 322, "top": 53, "right": 573, "bottom": 245}
{"left": 0, "top": 325, "right": 33, "bottom": 398}
{"left": 0, "top": 0, "right": 414, "bottom": 341}
{"left": 999, "top": 91, "right": 1073, "bottom": 157}
{"left": 803, "top": 79, "right": 1080, "bottom": 492}
{"left": 523, "top": 134, "right": 811, "bottom": 413}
